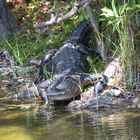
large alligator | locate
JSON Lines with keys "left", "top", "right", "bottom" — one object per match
{"left": 11, "top": 21, "right": 108, "bottom": 105}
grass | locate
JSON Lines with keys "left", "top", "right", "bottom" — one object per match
{"left": 101, "top": 0, "right": 139, "bottom": 90}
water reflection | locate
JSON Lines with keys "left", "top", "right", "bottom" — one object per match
{"left": 0, "top": 103, "right": 140, "bottom": 140}
{"left": 0, "top": 126, "right": 33, "bottom": 140}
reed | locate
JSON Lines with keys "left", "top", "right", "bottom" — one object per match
{"left": 101, "top": 0, "right": 139, "bottom": 90}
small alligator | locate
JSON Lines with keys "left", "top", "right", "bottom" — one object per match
{"left": 68, "top": 95, "right": 134, "bottom": 109}
{"left": 12, "top": 22, "right": 108, "bottom": 104}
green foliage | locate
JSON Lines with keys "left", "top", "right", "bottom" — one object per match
{"left": 101, "top": 1, "right": 140, "bottom": 31}
{"left": 89, "top": 57, "right": 105, "bottom": 73}
{"left": 0, "top": 31, "right": 46, "bottom": 66}
{"left": 101, "top": 0, "right": 139, "bottom": 90}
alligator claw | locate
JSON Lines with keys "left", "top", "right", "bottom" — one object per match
{"left": 93, "top": 74, "right": 108, "bottom": 96}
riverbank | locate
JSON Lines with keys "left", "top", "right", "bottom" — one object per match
{"left": 0, "top": 50, "right": 139, "bottom": 110}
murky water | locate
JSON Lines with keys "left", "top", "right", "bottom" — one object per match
{"left": 0, "top": 102, "right": 140, "bottom": 140}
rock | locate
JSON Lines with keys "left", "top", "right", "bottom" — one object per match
{"left": 12, "top": 84, "right": 39, "bottom": 100}
{"left": 132, "top": 97, "right": 140, "bottom": 108}
{"left": 0, "top": 68, "right": 8, "bottom": 75}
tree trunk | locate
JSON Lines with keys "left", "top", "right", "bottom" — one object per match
{"left": 0, "top": 0, "right": 19, "bottom": 40}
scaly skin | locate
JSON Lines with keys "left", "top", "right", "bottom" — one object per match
{"left": 68, "top": 95, "right": 134, "bottom": 109}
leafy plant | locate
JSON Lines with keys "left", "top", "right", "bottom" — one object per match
{"left": 101, "top": 0, "right": 139, "bottom": 90}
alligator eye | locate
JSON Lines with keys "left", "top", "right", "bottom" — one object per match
{"left": 65, "top": 76, "right": 71, "bottom": 79}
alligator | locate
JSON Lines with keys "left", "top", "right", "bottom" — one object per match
{"left": 36, "top": 22, "right": 108, "bottom": 105}
{"left": 12, "top": 21, "right": 108, "bottom": 104}
{"left": 68, "top": 94, "right": 134, "bottom": 109}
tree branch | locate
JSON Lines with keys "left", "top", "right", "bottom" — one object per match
{"left": 34, "top": 2, "right": 79, "bottom": 29}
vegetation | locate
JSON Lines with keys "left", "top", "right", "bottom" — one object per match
{"left": 101, "top": 0, "right": 140, "bottom": 90}
{"left": 0, "top": 0, "right": 140, "bottom": 90}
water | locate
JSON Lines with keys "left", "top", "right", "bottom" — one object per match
{"left": 0, "top": 103, "right": 140, "bottom": 140}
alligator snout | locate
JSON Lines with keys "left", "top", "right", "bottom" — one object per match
{"left": 46, "top": 75, "right": 81, "bottom": 101}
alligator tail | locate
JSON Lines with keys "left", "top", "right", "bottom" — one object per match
{"left": 66, "top": 21, "right": 92, "bottom": 47}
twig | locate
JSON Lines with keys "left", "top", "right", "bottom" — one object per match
{"left": 34, "top": 2, "right": 80, "bottom": 29}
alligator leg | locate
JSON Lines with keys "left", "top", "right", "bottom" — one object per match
{"left": 43, "top": 49, "right": 57, "bottom": 63}
{"left": 78, "top": 44, "right": 102, "bottom": 59}
{"left": 38, "top": 49, "right": 57, "bottom": 82}
{"left": 93, "top": 74, "right": 108, "bottom": 96}
{"left": 37, "top": 79, "right": 52, "bottom": 105}
{"left": 29, "top": 49, "right": 57, "bottom": 83}
{"left": 82, "top": 74, "right": 108, "bottom": 96}
{"left": 29, "top": 49, "right": 57, "bottom": 67}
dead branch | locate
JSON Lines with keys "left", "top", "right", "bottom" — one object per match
{"left": 34, "top": 2, "right": 80, "bottom": 29}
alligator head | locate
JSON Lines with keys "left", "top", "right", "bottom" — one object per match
{"left": 46, "top": 74, "right": 82, "bottom": 101}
